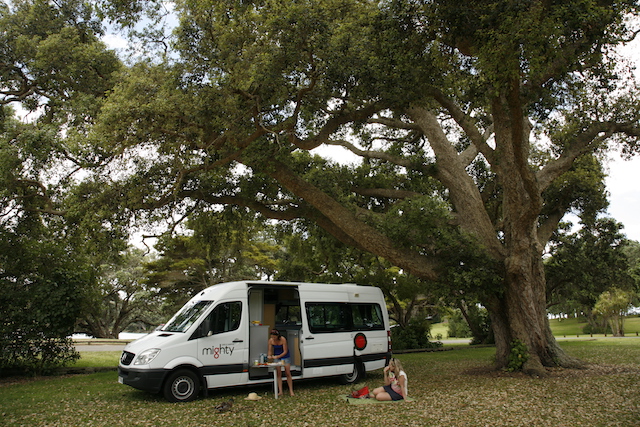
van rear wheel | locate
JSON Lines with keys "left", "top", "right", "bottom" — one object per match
{"left": 339, "top": 361, "right": 364, "bottom": 384}
{"left": 163, "top": 369, "right": 200, "bottom": 402}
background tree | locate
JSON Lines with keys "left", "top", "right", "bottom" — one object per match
{"left": 0, "top": 112, "right": 84, "bottom": 374}
{"left": 0, "top": 226, "right": 87, "bottom": 375}
{"left": 77, "top": 248, "right": 162, "bottom": 338}
{"left": 145, "top": 208, "right": 281, "bottom": 314}
{"left": 446, "top": 303, "right": 495, "bottom": 345}
{"left": 545, "top": 217, "right": 634, "bottom": 328}
{"left": 593, "top": 287, "right": 635, "bottom": 336}
{"left": 0, "top": 0, "right": 123, "bottom": 371}
{"left": 622, "top": 240, "right": 640, "bottom": 295}
{"left": 275, "top": 220, "right": 441, "bottom": 332}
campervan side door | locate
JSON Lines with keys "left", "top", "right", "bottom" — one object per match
{"left": 300, "top": 298, "right": 355, "bottom": 378}
{"left": 193, "top": 299, "right": 249, "bottom": 388}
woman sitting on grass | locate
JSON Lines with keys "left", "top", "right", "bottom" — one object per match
{"left": 370, "top": 357, "right": 408, "bottom": 401}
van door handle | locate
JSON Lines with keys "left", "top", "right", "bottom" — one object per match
{"left": 232, "top": 339, "right": 244, "bottom": 343}
{"left": 305, "top": 336, "right": 314, "bottom": 340}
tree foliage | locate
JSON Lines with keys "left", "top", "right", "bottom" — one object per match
{"left": 0, "top": 0, "right": 125, "bottom": 371}
{"left": 0, "top": 222, "right": 87, "bottom": 375}
{"left": 593, "top": 287, "right": 635, "bottom": 336}
{"left": 545, "top": 218, "right": 634, "bottom": 319}
{"left": 145, "top": 208, "right": 281, "bottom": 313}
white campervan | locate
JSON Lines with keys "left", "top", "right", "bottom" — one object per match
{"left": 118, "top": 281, "right": 392, "bottom": 402}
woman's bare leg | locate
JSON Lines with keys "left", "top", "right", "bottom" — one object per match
{"left": 375, "top": 392, "right": 393, "bottom": 401}
{"left": 369, "top": 386, "right": 385, "bottom": 398}
{"left": 284, "top": 365, "right": 294, "bottom": 396}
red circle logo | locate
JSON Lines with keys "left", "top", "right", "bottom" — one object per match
{"left": 354, "top": 333, "right": 367, "bottom": 350}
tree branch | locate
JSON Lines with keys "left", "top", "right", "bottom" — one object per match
{"left": 251, "top": 157, "right": 441, "bottom": 280}
{"left": 352, "top": 187, "right": 423, "bottom": 200}
{"left": 288, "top": 102, "right": 384, "bottom": 150}
{"left": 427, "top": 86, "right": 495, "bottom": 164}
{"left": 537, "top": 121, "right": 638, "bottom": 192}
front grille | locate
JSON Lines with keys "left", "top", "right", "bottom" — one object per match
{"left": 120, "top": 351, "right": 135, "bottom": 366}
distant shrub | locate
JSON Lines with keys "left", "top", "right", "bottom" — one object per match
{"left": 392, "top": 318, "right": 442, "bottom": 351}
{"left": 447, "top": 311, "right": 472, "bottom": 338}
{"left": 0, "top": 332, "right": 79, "bottom": 376}
{"left": 447, "top": 307, "right": 494, "bottom": 345}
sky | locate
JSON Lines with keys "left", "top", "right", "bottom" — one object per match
{"left": 601, "top": 26, "right": 640, "bottom": 242}
{"left": 604, "top": 155, "right": 640, "bottom": 241}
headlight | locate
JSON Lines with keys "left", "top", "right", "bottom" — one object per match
{"left": 134, "top": 348, "right": 161, "bottom": 365}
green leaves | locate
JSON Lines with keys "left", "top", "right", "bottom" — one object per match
{"left": 0, "top": 232, "right": 86, "bottom": 375}
{"left": 1, "top": 0, "right": 120, "bottom": 119}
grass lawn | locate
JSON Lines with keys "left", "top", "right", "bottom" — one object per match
{"left": 431, "top": 316, "right": 640, "bottom": 340}
{"left": 1, "top": 339, "right": 639, "bottom": 426}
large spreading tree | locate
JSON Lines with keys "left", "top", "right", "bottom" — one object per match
{"left": 5, "top": 0, "right": 640, "bottom": 374}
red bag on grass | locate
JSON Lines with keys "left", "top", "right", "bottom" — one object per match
{"left": 350, "top": 386, "right": 369, "bottom": 398}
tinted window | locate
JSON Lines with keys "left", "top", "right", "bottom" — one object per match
{"left": 276, "top": 304, "right": 302, "bottom": 326}
{"left": 306, "top": 303, "right": 384, "bottom": 333}
{"left": 192, "top": 301, "right": 242, "bottom": 339}
{"left": 306, "top": 303, "right": 349, "bottom": 332}
{"left": 352, "top": 304, "right": 384, "bottom": 331}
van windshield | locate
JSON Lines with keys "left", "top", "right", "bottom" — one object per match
{"left": 162, "top": 301, "right": 213, "bottom": 333}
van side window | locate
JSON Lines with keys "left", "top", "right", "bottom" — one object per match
{"left": 276, "top": 304, "right": 302, "bottom": 326}
{"left": 306, "top": 303, "right": 384, "bottom": 333}
{"left": 191, "top": 301, "right": 242, "bottom": 339}
{"left": 351, "top": 304, "right": 384, "bottom": 330}
{"left": 306, "top": 303, "right": 350, "bottom": 332}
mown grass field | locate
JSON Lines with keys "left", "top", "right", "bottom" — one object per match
{"left": 1, "top": 339, "right": 639, "bottom": 426}
{"left": 431, "top": 315, "right": 640, "bottom": 340}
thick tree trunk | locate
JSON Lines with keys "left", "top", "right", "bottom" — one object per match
{"left": 475, "top": 89, "right": 583, "bottom": 375}
{"left": 485, "top": 241, "right": 584, "bottom": 376}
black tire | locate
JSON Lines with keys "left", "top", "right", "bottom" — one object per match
{"left": 163, "top": 369, "right": 200, "bottom": 402}
{"left": 339, "top": 361, "right": 364, "bottom": 385}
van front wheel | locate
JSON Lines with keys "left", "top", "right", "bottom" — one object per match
{"left": 163, "top": 369, "right": 200, "bottom": 402}
{"left": 339, "top": 361, "right": 364, "bottom": 385}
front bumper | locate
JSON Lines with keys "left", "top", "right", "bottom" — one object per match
{"left": 118, "top": 366, "right": 167, "bottom": 393}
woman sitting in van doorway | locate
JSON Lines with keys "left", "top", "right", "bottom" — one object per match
{"left": 369, "top": 358, "right": 408, "bottom": 401}
{"left": 268, "top": 329, "right": 294, "bottom": 396}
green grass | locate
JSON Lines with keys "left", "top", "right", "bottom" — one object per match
{"left": 2, "top": 340, "right": 639, "bottom": 426}
{"left": 549, "top": 316, "right": 640, "bottom": 336}
{"left": 70, "top": 351, "right": 121, "bottom": 368}
{"left": 431, "top": 315, "right": 640, "bottom": 340}
{"left": 430, "top": 321, "right": 448, "bottom": 339}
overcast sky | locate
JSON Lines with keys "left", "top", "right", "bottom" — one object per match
{"left": 605, "top": 155, "right": 640, "bottom": 242}
{"left": 603, "top": 26, "right": 640, "bottom": 242}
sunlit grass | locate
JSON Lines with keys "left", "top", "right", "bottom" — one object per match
{"left": 71, "top": 351, "right": 121, "bottom": 368}
{"left": 549, "top": 316, "right": 640, "bottom": 336}
{"left": 431, "top": 315, "right": 640, "bottom": 340}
